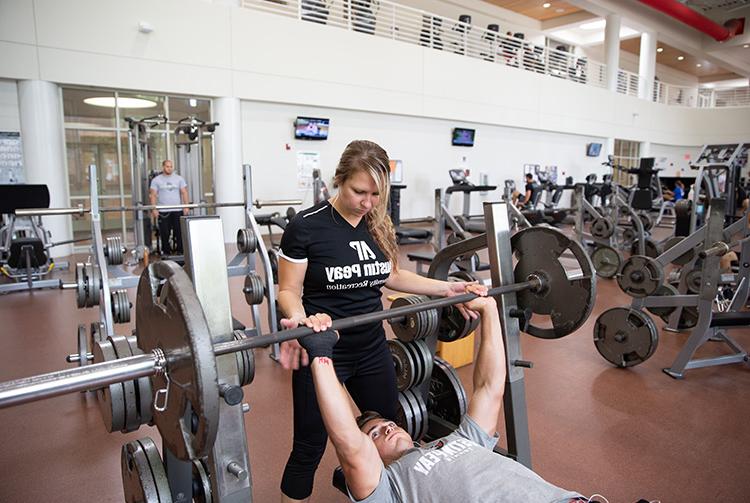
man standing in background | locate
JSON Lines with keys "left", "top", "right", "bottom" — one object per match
{"left": 149, "top": 159, "right": 189, "bottom": 255}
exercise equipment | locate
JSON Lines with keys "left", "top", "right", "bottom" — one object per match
{"left": 0, "top": 202, "right": 596, "bottom": 500}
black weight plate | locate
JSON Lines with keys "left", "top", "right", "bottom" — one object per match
{"left": 590, "top": 245, "right": 622, "bottom": 279}
{"left": 678, "top": 306, "right": 699, "bottom": 329}
{"left": 395, "top": 390, "right": 418, "bottom": 438}
{"left": 428, "top": 357, "right": 467, "bottom": 427}
{"left": 590, "top": 217, "right": 614, "bottom": 239}
{"left": 401, "top": 340, "right": 424, "bottom": 390}
{"left": 92, "top": 339, "right": 125, "bottom": 433}
{"left": 645, "top": 284, "right": 679, "bottom": 319}
{"left": 617, "top": 255, "right": 664, "bottom": 298}
{"left": 389, "top": 295, "right": 433, "bottom": 342}
{"left": 593, "top": 308, "right": 659, "bottom": 367}
{"left": 109, "top": 335, "right": 140, "bottom": 433}
{"left": 412, "top": 340, "right": 433, "bottom": 388}
{"left": 406, "top": 388, "right": 428, "bottom": 441}
{"left": 121, "top": 437, "right": 172, "bottom": 503}
{"left": 388, "top": 339, "right": 416, "bottom": 392}
{"left": 127, "top": 336, "right": 154, "bottom": 427}
{"left": 511, "top": 227, "right": 596, "bottom": 339}
{"left": 685, "top": 268, "right": 702, "bottom": 294}
{"left": 77, "top": 324, "right": 88, "bottom": 368}
{"left": 630, "top": 238, "right": 661, "bottom": 259}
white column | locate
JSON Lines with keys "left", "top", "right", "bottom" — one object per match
{"left": 213, "top": 97, "right": 244, "bottom": 242}
{"left": 640, "top": 141, "right": 651, "bottom": 158}
{"left": 17, "top": 80, "right": 73, "bottom": 258}
{"left": 604, "top": 14, "right": 621, "bottom": 93}
{"left": 638, "top": 32, "right": 657, "bottom": 101}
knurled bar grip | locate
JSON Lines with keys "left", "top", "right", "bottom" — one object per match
{"left": 213, "top": 279, "right": 538, "bottom": 356}
{"left": 0, "top": 278, "right": 538, "bottom": 409}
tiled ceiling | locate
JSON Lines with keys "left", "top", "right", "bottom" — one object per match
{"left": 620, "top": 38, "right": 742, "bottom": 79}
{"left": 482, "top": 0, "right": 582, "bottom": 20}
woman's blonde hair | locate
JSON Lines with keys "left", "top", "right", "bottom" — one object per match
{"left": 333, "top": 140, "right": 399, "bottom": 269}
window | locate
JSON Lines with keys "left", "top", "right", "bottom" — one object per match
{"left": 613, "top": 139, "right": 641, "bottom": 185}
{"left": 62, "top": 88, "right": 213, "bottom": 247}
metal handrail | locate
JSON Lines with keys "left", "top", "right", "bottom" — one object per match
{"left": 240, "top": 0, "right": 749, "bottom": 109}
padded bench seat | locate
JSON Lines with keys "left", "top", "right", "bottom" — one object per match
{"left": 709, "top": 312, "right": 750, "bottom": 328}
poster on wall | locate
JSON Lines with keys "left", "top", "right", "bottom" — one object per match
{"left": 296, "top": 151, "right": 320, "bottom": 191}
{"left": 0, "top": 132, "right": 24, "bottom": 184}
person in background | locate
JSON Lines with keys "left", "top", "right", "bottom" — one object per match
{"left": 149, "top": 159, "right": 189, "bottom": 255}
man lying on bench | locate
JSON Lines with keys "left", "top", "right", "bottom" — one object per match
{"left": 289, "top": 296, "right": 593, "bottom": 502}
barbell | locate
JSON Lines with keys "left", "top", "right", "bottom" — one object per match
{"left": 14, "top": 199, "right": 303, "bottom": 218}
{"left": 0, "top": 226, "right": 595, "bottom": 461}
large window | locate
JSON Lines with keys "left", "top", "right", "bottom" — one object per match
{"left": 613, "top": 139, "right": 641, "bottom": 186}
{"left": 62, "top": 88, "right": 213, "bottom": 246}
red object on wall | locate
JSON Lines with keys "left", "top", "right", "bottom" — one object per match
{"left": 637, "top": 0, "right": 744, "bottom": 42}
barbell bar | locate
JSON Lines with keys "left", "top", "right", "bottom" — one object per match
{"left": 0, "top": 277, "right": 540, "bottom": 410}
{"left": 14, "top": 199, "right": 303, "bottom": 218}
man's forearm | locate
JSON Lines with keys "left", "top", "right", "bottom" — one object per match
{"left": 311, "top": 358, "right": 366, "bottom": 456}
{"left": 472, "top": 308, "right": 506, "bottom": 393}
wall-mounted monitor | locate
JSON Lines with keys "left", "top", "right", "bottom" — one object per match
{"left": 295, "top": 117, "right": 329, "bottom": 140}
{"left": 452, "top": 128, "right": 475, "bottom": 147}
{"left": 586, "top": 142, "right": 602, "bottom": 157}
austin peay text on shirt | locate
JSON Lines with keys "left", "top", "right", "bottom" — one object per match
{"left": 324, "top": 240, "right": 391, "bottom": 290}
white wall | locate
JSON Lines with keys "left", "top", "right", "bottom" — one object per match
{"left": 650, "top": 143, "right": 702, "bottom": 177}
{"left": 242, "top": 101, "right": 607, "bottom": 218}
{"left": 0, "top": 79, "right": 20, "bottom": 131}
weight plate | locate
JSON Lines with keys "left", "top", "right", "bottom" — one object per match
{"left": 92, "top": 338, "right": 126, "bottom": 433}
{"left": 136, "top": 261, "right": 219, "bottom": 461}
{"left": 75, "top": 263, "right": 86, "bottom": 308}
{"left": 590, "top": 245, "right": 622, "bottom": 279}
{"left": 428, "top": 357, "right": 467, "bottom": 428}
{"left": 411, "top": 340, "right": 433, "bottom": 388}
{"left": 408, "top": 388, "right": 428, "bottom": 441}
{"left": 395, "top": 390, "right": 417, "bottom": 438}
{"left": 685, "top": 268, "right": 703, "bottom": 294}
{"left": 236, "top": 228, "right": 257, "bottom": 254}
{"left": 77, "top": 324, "right": 89, "bottom": 368}
{"left": 645, "top": 284, "right": 680, "bottom": 320}
{"left": 593, "top": 307, "right": 659, "bottom": 367}
{"left": 268, "top": 251, "right": 279, "bottom": 284}
{"left": 192, "top": 459, "right": 213, "bottom": 503}
{"left": 630, "top": 238, "right": 661, "bottom": 259}
{"left": 112, "top": 290, "right": 131, "bottom": 324}
{"left": 231, "top": 330, "right": 256, "bottom": 387}
{"left": 109, "top": 335, "right": 140, "bottom": 433}
{"left": 621, "top": 228, "right": 636, "bottom": 246}
{"left": 121, "top": 437, "right": 172, "bottom": 503}
{"left": 631, "top": 213, "right": 653, "bottom": 232}
{"left": 678, "top": 306, "right": 699, "bottom": 329}
{"left": 89, "top": 264, "right": 101, "bottom": 307}
{"left": 617, "top": 255, "right": 664, "bottom": 298}
{"left": 127, "top": 336, "right": 154, "bottom": 427}
{"left": 448, "top": 271, "right": 479, "bottom": 283}
{"left": 388, "top": 339, "right": 417, "bottom": 392}
{"left": 662, "top": 236, "right": 696, "bottom": 266}
{"left": 590, "top": 217, "right": 614, "bottom": 239}
{"left": 243, "top": 274, "right": 265, "bottom": 305}
{"left": 106, "top": 236, "right": 124, "bottom": 265}
{"left": 389, "top": 295, "right": 436, "bottom": 342}
{"left": 511, "top": 226, "right": 596, "bottom": 339}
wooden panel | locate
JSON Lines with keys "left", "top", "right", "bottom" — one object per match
{"left": 483, "top": 0, "right": 582, "bottom": 21}
{"left": 620, "top": 37, "right": 741, "bottom": 79}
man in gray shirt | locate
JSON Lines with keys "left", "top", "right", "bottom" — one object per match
{"left": 294, "top": 290, "right": 586, "bottom": 503}
{"left": 149, "top": 159, "right": 188, "bottom": 255}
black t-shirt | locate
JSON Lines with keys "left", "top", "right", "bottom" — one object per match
{"left": 279, "top": 201, "right": 392, "bottom": 353}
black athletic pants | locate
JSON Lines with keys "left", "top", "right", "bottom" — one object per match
{"left": 157, "top": 211, "right": 182, "bottom": 255}
{"left": 280, "top": 338, "right": 398, "bottom": 500}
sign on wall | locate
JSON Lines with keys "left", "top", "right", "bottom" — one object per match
{"left": 296, "top": 151, "right": 320, "bottom": 191}
{"left": 0, "top": 132, "right": 24, "bottom": 184}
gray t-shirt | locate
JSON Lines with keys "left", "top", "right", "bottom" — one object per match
{"left": 350, "top": 416, "right": 581, "bottom": 503}
{"left": 150, "top": 173, "right": 187, "bottom": 211}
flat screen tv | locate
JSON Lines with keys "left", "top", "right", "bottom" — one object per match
{"left": 452, "top": 128, "right": 475, "bottom": 147}
{"left": 586, "top": 142, "right": 602, "bottom": 157}
{"left": 295, "top": 117, "right": 329, "bottom": 140}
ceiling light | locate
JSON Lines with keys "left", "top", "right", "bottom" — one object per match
{"left": 656, "top": 47, "right": 664, "bottom": 53}
{"left": 84, "top": 97, "right": 157, "bottom": 109}
{"left": 542, "top": 2, "right": 551, "bottom": 8}
{"left": 580, "top": 19, "right": 606, "bottom": 30}
{"left": 696, "top": 63, "right": 702, "bottom": 67}
{"left": 677, "top": 55, "right": 685, "bottom": 61}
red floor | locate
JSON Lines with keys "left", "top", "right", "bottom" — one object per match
{"left": 0, "top": 241, "right": 748, "bottom": 502}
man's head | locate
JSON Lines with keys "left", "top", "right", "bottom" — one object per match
{"left": 162, "top": 160, "right": 174, "bottom": 175}
{"left": 357, "top": 411, "right": 414, "bottom": 465}
{"left": 525, "top": 173, "right": 533, "bottom": 182}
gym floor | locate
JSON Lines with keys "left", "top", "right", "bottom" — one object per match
{"left": 0, "top": 238, "right": 748, "bottom": 503}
